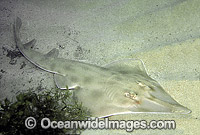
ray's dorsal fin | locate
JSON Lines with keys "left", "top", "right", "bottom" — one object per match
{"left": 104, "top": 58, "right": 149, "bottom": 77}
{"left": 13, "top": 17, "right": 62, "bottom": 75}
{"left": 44, "top": 48, "right": 59, "bottom": 58}
{"left": 14, "top": 17, "right": 37, "bottom": 54}
{"left": 23, "top": 39, "right": 36, "bottom": 49}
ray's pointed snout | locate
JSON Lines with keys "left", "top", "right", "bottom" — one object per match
{"left": 172, "top": 105, "right": 192, "bottom": 114}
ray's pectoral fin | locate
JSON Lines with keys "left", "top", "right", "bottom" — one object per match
{"left": 104, "top": 58, "right": 149, "bottom": 77}
{"left": 102, "top": 58, "right": 191, "bottom": 116}
{"left": 53, "top": 74, "right": 80, "bottom": 90}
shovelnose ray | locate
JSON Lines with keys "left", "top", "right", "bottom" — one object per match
{"left": 13, "top": 18, "right": 191, "bottom": 118}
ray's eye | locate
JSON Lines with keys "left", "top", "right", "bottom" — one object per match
{"left": 124, "top": 91, "right": 141, "bottom": 105}
{"left": 124, "top": 92, "right": 130, "bottom": 97}
{"left": 124, "top": 92, "right": 137, "bottom": 99}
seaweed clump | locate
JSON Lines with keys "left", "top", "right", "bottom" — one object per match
{"left": 0, "top": 89, "right": 90, "bottom": 135}
{"left": 2, "top": 46, "right": 22, "bottom": 65}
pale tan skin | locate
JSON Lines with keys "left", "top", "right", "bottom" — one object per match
{"left": 13, "top": 18, "right": 191, "bottom": 118}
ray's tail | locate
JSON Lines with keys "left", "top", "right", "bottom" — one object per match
{"left": 13, "top": 17, "right": 60, "bottom": 75}
{"left": 13, "top": 17, "right": 36, "bottom": 53}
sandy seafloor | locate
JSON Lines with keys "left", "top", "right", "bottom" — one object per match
{"left": 0, "top": 0, "right": 200, "bottom": 134}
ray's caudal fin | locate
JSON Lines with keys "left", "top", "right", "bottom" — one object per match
{"left": 14, "top": 17, "right": 36, "bottom": 54}
{"left": 13, "top": 17, "right": 60, "bottom": 75}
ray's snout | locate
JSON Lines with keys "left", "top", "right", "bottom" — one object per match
{"left": 172, "top": 104, "right": 192, "bottom": 114}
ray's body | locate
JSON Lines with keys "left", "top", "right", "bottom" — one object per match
{"left": 13, "top": 18, "right": 191, "bottom": 117}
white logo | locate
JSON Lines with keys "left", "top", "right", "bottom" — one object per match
{"left": 25, "top": 117, "right": 36, "bottom": 129}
